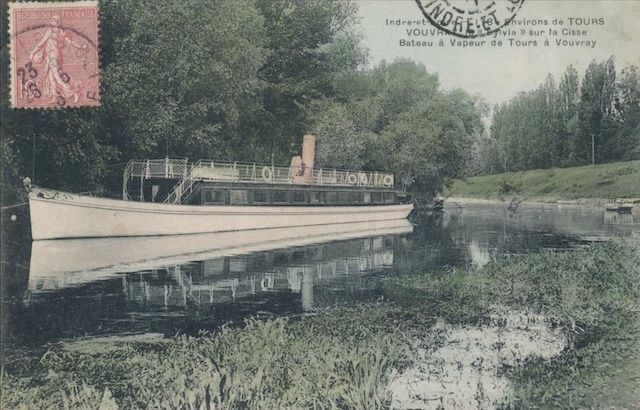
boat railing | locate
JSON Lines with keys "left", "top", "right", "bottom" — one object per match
{"left": 123, "top": 158, "right": 189, "bottom": 200}
{"left": 124, "top": 158, "right": 395, "bottom": 203}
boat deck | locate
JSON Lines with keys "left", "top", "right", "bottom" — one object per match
{"left": 123, "top": 158, "right": 397, "bottom": 204}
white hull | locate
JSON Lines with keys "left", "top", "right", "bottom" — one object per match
{"left": 29, "top": 188, "right": 414, "bottom": 240}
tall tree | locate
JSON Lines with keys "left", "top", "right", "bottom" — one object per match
{"left": 612, "top": 66, "right": 640, "bottom": 161}
{"left": 252, "top": 0, "right": 364, "bottom": 163}
{"left": 481, "top": 57, "right": 637, "bottom": 174}
{"left": 558, "top": 65, "right": 580, "bottom": 165}
{"left": 577, "top": 57, "right": 618, "bottom": 164}
{"left": 1, "top": 0, "right": 269, "bottom": 198}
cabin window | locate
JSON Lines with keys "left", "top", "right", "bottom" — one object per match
{"left": 384, "top": 192, "right": 395, "bottom": 203}
{"left": 204, "top": 189, "right": 226, "bottom": 204}
{"left": 337, "top": 192, "right": 350, "bottom": 204}
{"left": 371, "top": 192, "right": 383, "bottom": 203}
{"left": 230, "top": 190, "right": 249, "bottom": 205}
{"left": 292, "top": 250, "right": 306, "bottom": 261}
{"left": 292, "top": 191, "right": 306, "bottom": 204}
{"left": 325, "top": 191, "right": 337, "bottom": 204}
{"left": 309, "top": 192, "right": 322, "bottom": 204}
{"left": 273, "top": 191, "right": 288, "bottom": 204}
{"left": 273, "top": 252, "right": 288, "bottom": 264}
{"left": 253, "top": 190, "right": 268, "bottom": 204}
{"left": 363, "top": 192, "right": 372, "bottom": 203}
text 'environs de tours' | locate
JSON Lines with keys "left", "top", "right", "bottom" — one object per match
{"left": 388, "top": 17, "right": 604, "bottom": 48}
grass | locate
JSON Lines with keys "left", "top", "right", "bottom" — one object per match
{"left": 446, "top": 160, "right": 640, "bottom": 201}
{"left": 2, "top": 239, "right": 639, "bottom": 409}
{"left": 1, "top": 306, "right": 434, "bottom": 410}
{"left": 385, "top": 238, "right": 640, "bottom": 408}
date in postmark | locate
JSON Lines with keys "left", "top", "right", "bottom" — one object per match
{"left": 9, "top": 1, "right": 100, "bottom": 109}
{"left": 415, "top": 0, "right": 526, "bottom": 38}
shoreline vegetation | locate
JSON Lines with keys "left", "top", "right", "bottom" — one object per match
{"left": 446, "top": 160, "right": 640, "bottom": 204}
{"left": 4, "top": 1, "right": 637, "bottom": 208}
{"left": 2, "top": 238, "right": 639, "bottom": 409}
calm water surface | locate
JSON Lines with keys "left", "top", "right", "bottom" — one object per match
{"left": 2, "top": 202, "right": 638, "bottom": 353}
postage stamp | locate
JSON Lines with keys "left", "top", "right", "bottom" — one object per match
{"left": 414, "top": 0, "right": 526, "bottom": 38}
{"left": 8, "top": 1, "right": 100, "bottom": 109}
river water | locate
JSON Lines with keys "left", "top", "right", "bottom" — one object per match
{"left": 1, "top": 202, "right": 638, "bottom": 354}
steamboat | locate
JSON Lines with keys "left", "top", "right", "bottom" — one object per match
{"left": 28, "top": 134, "right": 413, "bottom": 240}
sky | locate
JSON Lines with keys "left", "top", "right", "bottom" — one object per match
{"left": 356, "top": 0, "right": 640, "bottom": 105}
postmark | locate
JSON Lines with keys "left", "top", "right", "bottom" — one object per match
{"left": 9, "top": 1, "right": 100, "bottom": 109}
{"left": 414, "top": 0, "right": 526, "bottom": 38}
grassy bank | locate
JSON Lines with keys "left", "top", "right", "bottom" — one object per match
{"left": 446, "top": 160, "right": 640, "bottom": 202}
{"left": 385, "top": 238, "right": 640, "bottom": 408}
{"left": 2, "top": 239, "right": 639, "bottom": 409}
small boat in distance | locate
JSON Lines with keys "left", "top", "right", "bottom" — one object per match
{"left": 28, "top": 134, "right": 414, "bottom": 240}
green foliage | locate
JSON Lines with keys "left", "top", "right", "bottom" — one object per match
{"left": 249, "top": 0, "right": 364, "bottom": 164}
{"left": 2, "top": 306, "right": 417, "bottom": 409}
{"left": 0, "top": 0, "right": 365, "bottom": 201}
{"left": 102, "top": 0, "right": 269, "bottom": 159}
{"left": 1, "top": 0, "right": 483, "bottom": 201}
{"left": 308, "top": 99, "right": 368, "bottom": 169}
{"left": 481, "top": 58, "right": 640, "bottom": 174}
{"left": 385, "top": 239, "right": 640, "bottom": 408}
{"left": 447, "top": 160, "right": 640, "bottom": 201}
{"left": 311, "top": 60, "right": 485, "bottom": 199}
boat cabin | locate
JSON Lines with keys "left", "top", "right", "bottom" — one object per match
{"left": 123, "top": 134, "right": 406, "bottom": 206}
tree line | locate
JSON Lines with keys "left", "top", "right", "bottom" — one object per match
{"left": 5, "top": 1, "right": 634, "bottom": 207}
{"left": 477, "top": 57, "right": 640, "bottom": 174}
{"left": 1, "top": 0, "right": 484, "bottom": 204}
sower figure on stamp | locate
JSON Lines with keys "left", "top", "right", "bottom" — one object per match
{"left": 29, "top": 14, "right": 86, "bottom": 105}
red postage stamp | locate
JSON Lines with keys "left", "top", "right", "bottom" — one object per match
{"left": 9, "top": 1, "right": 100, "bottom": 109}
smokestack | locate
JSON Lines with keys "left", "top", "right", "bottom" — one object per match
{"left": 302, "top": 133, "right": 316, "bottom": 171}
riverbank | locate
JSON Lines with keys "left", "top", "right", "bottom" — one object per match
{"left": 446, "top": 160, "right": 640, "bottom": 203}
{"left": 2, "top": 239, "right": 639, "bottom": 409}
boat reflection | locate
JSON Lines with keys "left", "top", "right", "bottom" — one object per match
{"left": 29, "top": 220, "right": 412, "bottom": 288}
{"left": 120, "top": 236, "right": 396, "bottom": 312}
{"left": 603, "top": 209, "right": 635, "bottom": 225}
{"left": 28, "top": 220, "right": 413, "bottom": 311}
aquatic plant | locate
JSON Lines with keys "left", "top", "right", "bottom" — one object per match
{"left": 1, "top": 306, "right": 422, "bottom": 409}
{"left": 2, "top": 239, "right": 638, "bottom": 409}
{"left": 386, "top": 238, "right": 640, "bottom": 408}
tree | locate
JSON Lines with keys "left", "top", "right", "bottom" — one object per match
{"left": 376, "top": 92, "right": 478, "bottom": 198}
{"left": 480, "top": 57, "right": 637, "bottom": 175}
{"left": 1, "top": 0, "right": 270, "bottom": 200}
{"left": 307, "top": 99, "right": 367, "bottom": 169}
{"left": 252, "top": 0, "right": 364, "bottom": 163}
{"left": 558, "top": 65, "right": 580, "bottom": 165}
{"left": 577, "top": 57, "right": 618, "bottom": 164}
{"left": 613, "top": 66, "right": 640, "bottom": 161}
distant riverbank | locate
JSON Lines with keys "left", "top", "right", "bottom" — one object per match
{"left": 446, "top": 161, "right": 640, "bottom": 203}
